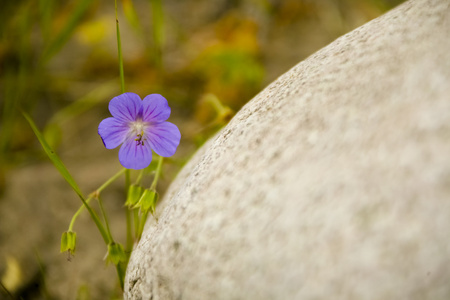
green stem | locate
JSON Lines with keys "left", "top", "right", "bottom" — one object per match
{"left": 68, "top": 168, "right": 126, "bottom": 232}
{"left": 137, "top": 156, "right": 164, "bottom": 238}
{"left": 137, "top": 210, "right": 148, "bottom": 240}
{"left": 68, "top": 197, "right": 92, "bottom": 231}
{"left": 125, "top": 168, "right": 132, "bottom": 250}
{"left": 0, "top": 282, "right": 14, "bottom": 299}
{"left": 79, "top": 195, "right": 109, "bottom": 244}
{"left": 150, "top": 156, "right": 164, "bottom": 190}
{"left": 98, "top": 195, "right": 113, "bottom": 243}
{"left": 115, "top": 0, "right": 125, "bottom": 93}
{"left": 150, "top": 0, "right": 164, "bottom": 69}
{"left": 135, "top": 169, "right": 144, "bottom": 185}
{"left": 98, "top": 167, "right": 126, "bottom": 194}
{"left": 133, "top": 209, "right": 140, "bottom": 240}
{"left": 125, "top": 169, "right": 130, "bottom": 189}
{"left": 116, "top": 263, "right": 125, "bottom": 290}
{"left": 126, "top": 208, "right": 133, "bottom": 252}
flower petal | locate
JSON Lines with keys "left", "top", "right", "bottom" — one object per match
{"left": 142, "top": 94, "right": 171, "bottom": 123}
{"left": 118, "top": 137, "right": 153, "bottom": 170}
{"left": 109, "top": 93, "right": 142, "bottom": 122}
{"left": 146, "top": 122, "right": 181, "bottom": 157}
{"left": 98, "top": 117, "right": 129, "bottom": 149}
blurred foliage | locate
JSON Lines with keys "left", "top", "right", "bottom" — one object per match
{"left": 0, "top": 0, "right": 405, "bottom": 167}
{"left": 0, "top": 0, "right": 405, "bottom": 297}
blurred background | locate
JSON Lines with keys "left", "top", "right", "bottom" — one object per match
{"left": 0, "top": 0, "right": 405, "bottom": 299}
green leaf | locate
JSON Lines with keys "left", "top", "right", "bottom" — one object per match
{"left": 22, "top": 112, "right": 84, "bottom": 199}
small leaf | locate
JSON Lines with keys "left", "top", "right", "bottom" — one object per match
{"left": 22, "top": 112, "right": 84, "bottom": 199}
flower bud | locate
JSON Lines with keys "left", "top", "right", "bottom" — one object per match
{"left": 106, "top": 242, "right": 127, "bottom": 265}
{"left": 125, "top": 184, "right": 143, "bottom": 208}
{"left": 134, "top": 189, "right": 158, "bottom": 213}
{"left": 60, "top": 231, "right": 77, "bottom": 255}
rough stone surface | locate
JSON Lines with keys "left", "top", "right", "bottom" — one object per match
{"left": 125, "top": 0, "right": 450, "bottom": 299}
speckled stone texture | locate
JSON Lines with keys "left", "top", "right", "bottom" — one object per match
{"left": 125, "top": 0, "right": 450, "bottom": 299}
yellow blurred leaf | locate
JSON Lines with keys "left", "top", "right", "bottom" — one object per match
{"left": 76, "top": 16, "right": 110, "bottom": 45}
{"left": 1, "top": 256, "right": 22, "bottom": 292}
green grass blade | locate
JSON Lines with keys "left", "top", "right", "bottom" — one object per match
{"left": 150, "top": 0, "right": 164, "bottom": 68}
{"left": 115, "top": 0, "right": 126, "bottom": 93}
{"left": 39, "top": 0, "right": 55, "bottom": 43}
{"left": 22, "top": 112, "right": 84, "bottom": 199}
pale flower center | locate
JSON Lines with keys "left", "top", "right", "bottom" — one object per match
{"left": 129, "top": 119, "right": 149, "bottom": 146}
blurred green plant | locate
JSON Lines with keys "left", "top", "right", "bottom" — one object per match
{"left": 1, "top": 0, "right": 96, "bottom": 169}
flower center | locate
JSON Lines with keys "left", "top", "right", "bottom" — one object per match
{"left": 129, "top": 120, "right": 148, "bottom": 146}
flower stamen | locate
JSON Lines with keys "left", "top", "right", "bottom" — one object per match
{"left": 135, "top": 130, "right": 146, "bottom": 146}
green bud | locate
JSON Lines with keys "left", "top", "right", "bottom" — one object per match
{"left": 134, "top": 189, "right": 158, "bottom": 213}
{"left": 106, "top": 242, "right": 127, "bottom": 265}
{"left": 125, "top": 184, "right": 143, "bottom": 207}
{"left": 60, "top": 231, "right": 77, "bottom": 255}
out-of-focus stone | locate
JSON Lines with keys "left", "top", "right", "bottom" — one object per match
{"left": 125, "top": 0, "right": 450, "bottom": 299}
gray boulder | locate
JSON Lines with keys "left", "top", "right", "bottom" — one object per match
{"left": 125, "top": 0, "right": 450, "bottom": 299}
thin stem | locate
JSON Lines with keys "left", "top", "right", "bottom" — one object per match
{"left": 0, "top": 281, "right": 14, "bottom": 299}
{"left": 68, "top": 168, "right": 126, "bottom": 232}
{"left": 135, "top": 169, "right": 144, "bottom": 185}
{"left": 115, "top": 0, "right": 125, "bottom": 93}
{"left": 78, "top": 194, "right": 109, "bottom": 244}
{"left": 125, "top": 169, "right": 130, "bottom": 189}
{"left": 97, "top": 167, "right": 126, "bottom": 194}
{"left": 125, "top": 168, "right": 132, "bottom": 250}
{"left": 150, "top": 156, "right": 164, "bottom": 190}
{"left": 150, "top": 0, "right": 164, "bottom": 69}
{"left": 68, "top": 197, "right": 92, "bottom": 231}
{"left": 114, "top": 0, "right": 129, "bottom": 291}
{"left": 125, "top": 211, "right": 133, "bottom": 250}
{"left": 34, "top": 250, "right": 52, "bottom": 300}
{"left": 116, "top": 263, "right": 125, "bottom": 290}
{"left": 125, "top": 208, "right": 133, "bottom": 252}
{"left": 133, "top": 209, "right": 140, "bottom": 240}
{"left": 137, "top": 156, "right": 164, "bottom": 239}
{"left": 98, "top": 195, "right": 113, "bottom": 244}
{"left": 137, "top": 210, "right": 148, "bottom": 240}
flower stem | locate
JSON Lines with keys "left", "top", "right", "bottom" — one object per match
{"left": 135, "top": 169, "right": 144, "bottom": 185}
{"left": 126, "top": 207, "right": 133, "bottom": 252}
{"left": 68, "top": 197, "right": 92, "bottom": 231}
{"left": 68, "top": 168, "right": 126, "bottom": 232}
{"left": 125, "top": 168, "right": 132, "bottom": 250}
{"left": 150, "top": 0, "right": 164, "bottom": 69}
{"left": 97, "top": 195, "right": 113, "bottom": 244}
{"left": 97, "top": 167, "right": 126, "bottom": 194}
{"left": 116, "top": 263, "right": 125, "bottom": 290}
{"left": 151, "top": 156, "right": 164, "bottom": 190}
{"left": 115, "top": 0, "right": 125, "bottom": 93}
{"left": 133, "top": 209, "right": 140, "bottom": 240}
{"left": 137, "top": 156, "right": 164, "bottom": 238}
{"left": 79, "top": 195, "right": 110, "bottom": 244}
{"left": 125, "top": 169, "right": 130, "bottom": 190}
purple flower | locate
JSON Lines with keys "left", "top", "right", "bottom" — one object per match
{"left": 98, "top": 93, "right": 181, "bottom": 170}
